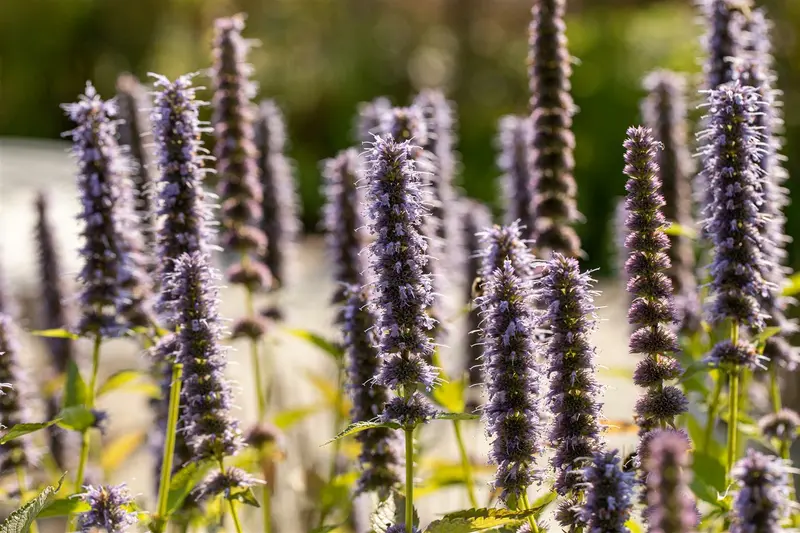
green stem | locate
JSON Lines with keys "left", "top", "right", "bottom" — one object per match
{"left": 261, "top": 484, "right": 272, "bottom": 533}
{"left": 156, "top": 363, "right": 184, "bottom": 528}
{"left": 726, "top": 368, "right": 740, "bottom": 481}
{"left": 228, "top": 499, "right": 244, "bottom": 533}
{"left": 520, "top": 492, "right": 540, "bottom": 533}
{"left": 769, "top": 366, "right": 782, "bottom": 413}
{"left": 74, "top": 334, "right": 102, "bottom": 493}
{"left": 245, "top": 287, "right": 267, "bottom": 420}
{"left": 405, "top": 426, "right": 415, "bottom": 533}
{"left": 452, "top": 420, "right": 478, "bottom": 508}
{"left": 704, "top": 376, "right": 723, "bottom": 453}
{"left": 317, "top": 365, "right": 345, "bottom": 528}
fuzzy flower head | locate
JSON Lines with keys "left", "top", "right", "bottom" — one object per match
{"left": 643, "top": 429, "right": 697, "bottom": 533}
{"left": 704, "top": 338, "right": 765, "bottom": 372}
{"left": 168, "top": 251, "right": 242, "bottom": 461}
{"left": 193, "top": 466, "right": 262, "bottom": 503}
{"left": 580, "top": 449, "right": 635, "bottom": 533}
{"left": 478, "top": 221, "right": 535, "bottom": 282}
{"left": 364, "top": 135, "right": 437, "bottom": 426}
{"left": 542, "top": 254, "right": 604, "bottom": 498}
{"left": 257, "top": 100, "right": 299, "bottom": 288}
{"left": 702, "top": 0, "right": 749, "bottom": 91}
{"left": 701, "top": 83, "right": 770, "bottom": 330}
{"left": 77, "top": 484, "right": 138, "bottom": 533}
{"left": 478, "top": 256, "right": 545, "bottom": 503}
{"left": 0, "top": 314, "right": 37, "bottom": 472}
{"left": 758, "top": 408, "right": 800, "bottom": 443}
{"left": 498, "top": 115, "right": 536, "bottom": 235}
{"left": 356, "top": 96, "right": 392, "bottom": 144}
{"left": 731, "top": 450, "right": 791, "bottom": 533}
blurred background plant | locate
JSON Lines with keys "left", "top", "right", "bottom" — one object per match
{"left": 2, "top": 0, "right": 798, "bottom": 274}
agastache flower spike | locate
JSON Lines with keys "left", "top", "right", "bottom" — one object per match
{"left": 758, "top": 408, "right": 800, "bottom": 444}
{"left": 0, "top": 313, "right": 37, "bottom": 472}
{"left": 579, "top": 450, "right": 635, "bottom": 533}
{"left": 257, "top": 100, "right": 299, "bottom": 288}
{"left": 212, "top": 15, "right": 267, "bottom": 264}
{"left": 731, "top": 450, "right": 791, "bottom": 533}
{"left": 478, "top": 254, "right": 545, "bottom": 503}
{"left": 641, "top": 72, "right": 700, "bottom": 332}
{"left": 365, "top": 135, "right": 437, "bottom": 426}
{"left": 342, "top": 284, "right": 402, "bottom": 495}
{"left": 77, "top": 484, "right": 138, "bottom": 533}
{"left": 528, "top": 0, "right": 582, "bottom": 258}
{"left": 477, "top": 221, "right": 535, "bottom": 282}
{"left": 542, "top": 254, "right": 603, "bottom": 524}
{"left": 643, "top": 430, "right": 697, "bottom": 533}
{"left": 355, "top": 96, "right": 392, "bottom": 145}
{"left": 623, "top": 127, "right": 688, "bottom": 434}
{"left": 498, "top": 115, "right": 536, "bottom": 234}
{"left": 702, "top": 0, "right": 749, "bottom": 91}
{"left": 169, "top": 251, "right": 242, "bottom": 462}
{"left": 62, "top": 82, "right": 144, "bottom": 337}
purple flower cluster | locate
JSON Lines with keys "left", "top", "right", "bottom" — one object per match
{"left": 256, "top": 100, "right": 299, "bottom": 288}
{"left": 62, "top": 83, "right": 149, "bottom": 336}
{"left": 77, "top": 484, "right": 138, "bottom": 533}
{"left": 580, "top": 450, "right": 635, "bottom": 533}
{"left": 168, "top": 252, "right": 242, "bottom": 462}
{"left": 342, "top": 284, "right": 402, "bottom": 495}
{"left": 477, "top": 221, "right": 535, "bottom": 281}
{"left": 0, "top": 314, "right": 37, "bottom": 473}
{"left": 758, "top": 408, "right": 800, "bottom": 443}
{"left": 364, "top": 135, "right": 437, "bottom": 426}
{"left": 528, "top": 0, "right": 581, "bottom": 259}
{"left": 731, "top": 450, "right": 791, "bottom": 533}
{"left": 497, "top": 115, "right": 535, "bottom": 235}
{"left": 542, "top": 254, "right": 603, "bottom": 511}
{"left": 478, "top": 251, "right": 544, "bottom": 503}
{"left": 643, "top": 429, "right": 697, "bottom": 533}
{"left": 623, "top": 126, "right": 688, "bottom": 434}
{"left": 193, "top": 466, "right": 261, "bottom": 502}
{"left": 356, "top": 96, "right": 392, "bottom": 144}
{"left": 641, "top": 71, "right": 700, "bottom": 332}
{"left": 702, "top": 0, "right": 748, "bottom": 91}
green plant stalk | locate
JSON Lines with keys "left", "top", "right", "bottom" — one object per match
{"left": 726, "top": 367, "right": 740, "bottom": 481}
{"left": 155, "top": 363, "right": 184, "bottom": 531}
{"left": 318, "top": 364, "right": 346, "bottom": 527}
{"left": 405, "top": 426, "right": 415, "bottom": 533}
{"left": 16, "top": 468, "right": 39, "bottom": 533}
{"left": 245, "top": 284, "right": 267, "bottom": 421}
{"left": 262, "top": 484, "right": 272, "bottom": 533}
{"left": 704, "top": 375, "right": 724, "bottom": 453}
{"left": 452, "top": 419, "right": 478, "bottom": 508}
{"left": 520, "top": 492, "right": 540, "bottom": 533}
{"left": 769, "top": 366, "right": 782, "bottom": 413}
{"left": 229, "top": 498, "right": 245, "bottom": 533}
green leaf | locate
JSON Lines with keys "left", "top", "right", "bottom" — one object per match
{"left": 0, "top": 474, "right": 65, "bottom": 533}
{"left": 527, "top": 490, "right": 557, "bottom": 516}
{"left": 692, "top": 452, "right": 726, "bottom": 493}
{"left": 323, "top": 420, "right": 401, "bottom": 446}
{"left": 284, "top": 328, "right": 343, "bottom": 361}
{"left": 0, "top": 421, "right": 59, "bottom": 444}
{"left": 663, "top": 222, "right": 697, "bottom": 239}
{"left": 425, "top": 519, "right": 473, "bottom": 533}
{"left": 272, "top": 404, "right": 323, "bottom": 430}
{"left": 165, "top": 460, "right": 215, "bottom": 516}
{"left": 320, "top": 472, "right": 358, "bottom": 518}
{"left": 417, "top": 460, "right": 494, "bottom": 497}
{"left": 372, "top": 492, "right": 419, "bottom": 533}
{"left": 56, "top": 406, "right": 95, "bottom": 432}
{"left": 781, "top": 272, "right": 800, "bottom": 297}
{"left": 434, "top": 412, "right": 480, "bottom": 422}
{"left": 64, "top": 360, "right": 87, "bottom": 408}
{"left": 228, "top": 486, "right": 260, "bottom": 508}
{"left": 431, "top": 378, "right": 466, "bottom": 413}
{"left": 97, "top": 369, "right": 150, "bottom": 397}
{"left": 754, "top": 326, "right": 782, "bottom": 346}
{"left": 35, "top": 498, "right": 90, "bottom": 519}
{"left": 30, "top": 328, "right": 78, "bottom": 339}
{"left": 427, "top": 508, "right": 538, "bottom": 532}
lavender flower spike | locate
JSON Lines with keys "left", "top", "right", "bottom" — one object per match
{"left": 528, "top": 0, "right": 582, "bottom": 258}
{"left": 478, "top": 255, "right": 545, "bottom": 503}
{"left": 365, "top": 135, "right": 437, "bottom": 426}
{"left": 257, "top": 100, "right": 299, "bottom": 288}
{"left": 62, "top": 82, "right": 143, "bottom": 337}
{"left": 77, "top": 484, "right": 138, "bottom": 533}
{"left": 342, "top": 284, "right": 402, "bottom": 495}
{"left": 701, "top": 83, "right": 770, "bottom": 331}
{"left": 702, "top": 0, "right": 750, "bottom": 91}
{"left": 0, "top": 313, "right": 37, "bottom": 473}
{"left": 579, "top": 449, "right": 635, "bottom": 533}
{"left": 643, "top": 430, "right": 697, "bottom": 533}
{"left": 498, "top": 115, "right": 535, "bottom": 234}
{"left": 169, "top": 251, "right": 242, "bottom": 461}
{"left": 355, "top": 96, "right": 392, "bottom": 144}
{"left": 731, "top": 450, "right": 791, "bottom": 533}
{"left": 477, "top": 221, "right": 535, "bottom": 282}
{"left": 623, "top": 126, "right": 687, "bottom": 434}
{"left": 542, "top": 254, "right": 603, "bottom": 523}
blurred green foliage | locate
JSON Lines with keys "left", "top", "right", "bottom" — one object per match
{"left": 1, "top": 0, "right": 799, "bottom": 274}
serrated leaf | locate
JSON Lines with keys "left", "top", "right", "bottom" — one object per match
{"left": 56, "top": 406, "right": 95, "bottom": 432}
{"left": 323, "top": 420, "right": 401, "bottom": 446}
{"left": 431, "top": 378, "right": 466, "bottom": 413}
{"left": 434, "top": 412, "right": 480, "bottom": 422}
{"left": 0, "top": 474, "right": 65, "bottom": 533}
{"left": 64, "top": 360, "right": 87, "bottom": 409}
{"left": 436, "top": 508, "right": 537, "bottom": 530}
{"left": 97, "top": 369, "right": 150, "bottom": 397}
{"left": 30, "top": 328, "right": 78, "bottom": 339}
{"left": 663, "top": 222, "right": 697, "bottom": 239}
{"left": 272, "top": 404, "right": 323, "bottom": 430}
{"left": 101, "top": 431, "right": 147, "bottom": 472}
{"left": 425, "top": 519, "right": 473, "bottom": 533}
{"left": 35, "top": 498, "right": 90, "bottom": 519}
{"left": 227, "top": 486, "right": 260, "bottom": 508}
{"left": 0, "top": 420, "right": 59, "bottom": 444}
{"left": 165, "top": 460, "right": 215, "bottom": 516}
{"left": 284, "top": 328, "right": 343, "bottom": 361}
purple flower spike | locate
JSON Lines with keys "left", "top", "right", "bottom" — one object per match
{"left": 257, "top": 100, "right": 299, "bottom": 288}
{"left": 478, "top": 255, "right": 545, "bottom": 504}
{"left": 77, "top": 484, "right": 138, "bottom": 533}
{"left": 364, "top": 135, "right": 438, "bottom": 426}
{"left": 702, "top": 0, "right": 749, "bottom": 91}
{"left": 168, "top": 251, "right": 242, "bottom": 461}
{"left": 623, "top": 126, "right": 687, "bottom": 434}
{"left": 580, "top": 449, "right": 635, "bottom": 533}
{"left": 498, "top": 115, "right": 536, "bottom": 236}
{"left": 0, "top": 314, "right": 37, "bottom": 472}
{"left": 193, "top": 466, "right": 261, "bottom": 502}
{"left": 542, "top": 254, "right": 603, "bottom": 518}
{"left": 758, "top": 408, "right": 800, "bottom": 443}
{"left": 731, "top": 450, "right": 791, "bottom": 533}
{"left": 342, "top": 284, "right": 402, "bottom": 496}
{"left": 212, "top": 15, "right": 267, "bottom": 263}
{"left": 528, "top": 0, "right": 582, "bottom": 259}
{"left": 62, "top": 82, "right": 149, "bottom": 337}
{"left": 477, "top": 221, "right": 535, "bottom": 282}
{"left": 643, "top": 429, "right": 697, "bottom": 533}
{"left": 356, "top": 96, "right": 392, "bottom": 144}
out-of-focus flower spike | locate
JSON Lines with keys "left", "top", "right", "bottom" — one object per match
{"left": 497, "top": 115, "right": 536, "bottom": 236}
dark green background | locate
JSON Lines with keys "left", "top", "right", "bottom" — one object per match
{"left": 2, "top": 0, "right": 798, "bottom": 275}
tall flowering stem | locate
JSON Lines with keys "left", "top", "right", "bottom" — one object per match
{"left": 498, "top": 116, "right": 535, "bottom": 233}
{"left": 542, "top": 253, "right": 603, "bottom": 530}
{"left": 528, "top": 0, "right": 581, "bottom": 258}
{"left": 579, "top": 450, "right": 634, "bottom": 533}
{"left": 731, "top": 450, "right": 791, "bottom": 533}
{"left": 642, "top": 430, "right": 697, "bottom": 533}
{"left": 623, "top": 127, "right": 688, "bottom": 439}
{"left": 365, "top": 135, "right": 438, "bottom": 533}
